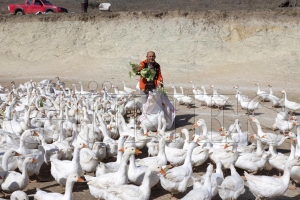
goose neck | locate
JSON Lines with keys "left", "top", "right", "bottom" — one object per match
{"left": 139, "top": 169, "right": 153, "bottom": 197}
{"left": 117, "top": 153, "right": 130, "bottom": 180}
{"left": 288, "top": 142, "right": 296, "bottom": 161}
{"left": 183, "top": 143, "right": 195, "bottom": 166}
{"left": 256, "top": 138, "right": 263, "bottom": 154}
{"left": 64, "top": 180, "right": 75, "bottom": 199}
{"left": 2, "top": 153, "right": 10, "bottom": 171}
{"left": 201, "top": 123, "right": 208, "bottom": 136}
{"left": 282, "top": 164, "right": 293, "bottom": 186}
{"left": 158, "top": 138, "right": 166, "bottom": 157}
{"left": 129, "top": 154, "right": 137, "bottom": 170}
{"left": 72, "top": 147, "right": 81, "bottom": 165}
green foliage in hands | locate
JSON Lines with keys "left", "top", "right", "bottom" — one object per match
{"left": 140, "top": 68, "right": 156, "bottom": 81}
{"left": 130, "top": 62, "right": 141, "bottom": 72}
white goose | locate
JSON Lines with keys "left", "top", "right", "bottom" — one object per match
{"left": 250, "top": 117, "right": 286, "bottom": 147}
{"left": 85, "top": 147, "right": 142, "bottom": 199}
{"left": 234, "top": 134, "right": 269, "bottom": 173}
{"left": 122, "top": 80, "right": 136, "bottom": 94}
{"left": 237, "top": 92, "right": 259, "bottom": 115}
{"left": 135, "top": 135, "right": 171, "bottom": 167}
{"left": 165, "top": 131, "right": 195, "bottom": 166}
{"left": 218, "top": 164, "right": 245, "bottom": 200}
{"left": 128, "top": 154, "right": 160, "bottom": 187}
{"left": 50, "top": 142, "right": 86, "bottom": 187}
{"left": 34, "top": 173, "right": 84, "bottom": 200}
{"left": 0, "top": 190, "right": 28, "bottom": 200}
{"left": 266, "top": 84, "right": 282, "bottom": 107}
{"left": 281, "top": 90, "right": 300, "bottom": 114}
{"left": 159, "top": 142, "right": 198, "bottom": 195}
{"left": 171, "top": 86, "right": 184, "bottom": 102}
{"left": 79, "top": 147, "right": 98, "bottom": 173}
{"left": 272, "top": 117, "right": 297, "bottom": 133}
{"left": 267, "top": 138, "right": 295, "bottom": 174}
{"left": 95, "top": 135, "right": 126, "bottom": 177}
{"left": 1, "top": 157, "right": 37, "bottom": 193}
{"left": 0, "top": 150, "right": 21, "bottom": 184}
{"left": 245, "top": 158, "right": 300, "bottom": 199}
{"left": 200, "top": 86, "right": 215, "bottom": 107}
{"left": 188, "top": 81, "right": 203, "bottom": 95}
{"left": 180, "top": 163, "right": 213, "bottom": 200}
{"left": 177, "top": 86, "right": 193, "bottom": 108}
{"left": 105, "top": 165, "right": 166, "bottom": 200}
{"left": 255, "top": 83, "right": 269, "bottom": 101}
{"left": 193, "top": 119, "right": 223, "bottom": 143}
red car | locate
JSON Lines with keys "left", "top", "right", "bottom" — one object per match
{"left": 8, "top": 0, "right": 68, "bottom": 15}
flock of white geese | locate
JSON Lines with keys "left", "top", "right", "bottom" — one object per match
{"left": 0, "top": 78, "right": 300, "bottom": 200}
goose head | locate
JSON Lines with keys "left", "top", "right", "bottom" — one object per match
{"left": 148, "top": 164, "right": 166, "bottom": 175}
{"left": 67, "top": 173, "right": 85, "bottom": 183}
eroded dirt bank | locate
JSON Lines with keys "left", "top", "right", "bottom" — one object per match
{"left": 0, "top": 10, "right": 299, "bottom": 92}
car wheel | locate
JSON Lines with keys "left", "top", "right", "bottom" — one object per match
{"left": 46, "top": 10, "right": 54, "bottom": 14}
{"left": 15, "top": 10, "right": 24, "bottom": 15}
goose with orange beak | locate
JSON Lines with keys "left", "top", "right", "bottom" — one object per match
{"left": 50, "top": 142, "right": 87, "bottom": 187}
{"left": 1, "top": 157, "right": 37, "bottom": 193}
{"left": 34, "top": 173, "right": 84, "bottom": 200}
{"left": 85, "top": 147, "right": 143, "bottom": 199}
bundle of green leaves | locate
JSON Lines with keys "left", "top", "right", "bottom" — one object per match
{"left": 129, "top": 62, "right": 141, "bottom": 79}
{"left": 140, "top": 68, "right": 156, "bottom": 81}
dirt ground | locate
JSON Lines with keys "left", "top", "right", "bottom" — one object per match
{"left": 1, "top": 0, "right": 300, "bottom": 199}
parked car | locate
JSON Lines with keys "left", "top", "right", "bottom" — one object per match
{"left": 8, "top": 0, "right": 68, "bottom": 15}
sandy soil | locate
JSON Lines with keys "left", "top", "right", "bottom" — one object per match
{"left": 1, "top": 3, "right": 300, "bottom": 200}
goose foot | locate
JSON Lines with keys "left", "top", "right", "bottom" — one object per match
{"left": 0, "top": 191, "right": 10, "bottom": 198}
{"left": 167, "top": 164, "right": 174, "bottom": 169}
{"left": 250, "top": 170, "right": 259, "bottom": 175}
{"left": 240, "top": 175, "right": 246, "bottom": 180}
{"left": 288, "top": 183, "right": 296, "bottom": 190}
{"left": 168, "top": 193, "right": 177, "bottom": 199}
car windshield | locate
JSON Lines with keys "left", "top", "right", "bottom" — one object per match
{"left": 41, "top": 0, "right": 52, "bottom": 5}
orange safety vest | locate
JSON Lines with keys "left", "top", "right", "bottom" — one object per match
{"left": 138, "top": 59, "right": 163, "bottom": 91}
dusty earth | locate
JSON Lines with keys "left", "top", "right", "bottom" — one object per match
{"left": 1, "top": 0, "right": 300, "bottom": 199}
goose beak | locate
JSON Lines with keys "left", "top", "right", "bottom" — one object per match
{"left": 191, "top": 135, "right": 195, "bottom": 140}
{"left": 220, "top": 132, "right": 226, "bottom": 136}
{"left": 33, "top": 132, "right": 39, "bottom": 136}
{"left": 196, "top": 138, "right": 200, "bottom": 143}
{"left": 218, "top": 127, "right": 223, "bottom": 132}
{"left": 261, "top": 135, "right": 265, "bottom": 138}
{"left": 292, "top": 139, "right": 296, "bottom": 143}
{"left": 250, "top": 135, "right": 255, "bottom": 139}
{"left": 77, "top": 177, "right": 85, "bottom": 182}
{"left": 224, "top": 144, "right": 229, "bottom": 149}
{"left": 135, "top": 149, "right": 142, "bottom": 155}
{"left": 160, "top": 169, "right": 166, "bottom": 175}
{"left": 192, "top": 124, "right": 198, "bottom": 129}
{"left": 144, "top": 132, "right": 149, "bottom": 137}
{"left": 119, "top": 147, "right": 125, "bottom": 152}
{"left": 82, "top": 144, "right": 88, "bottom": 148}
{"left": 169, "top": 136, "right": 174, "bottom": 141}
{"left": 32, "top": 159, "right": 38, "bottom": 163}
{"left": 15, "top": 152, "right": 21, "bottom": 156}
